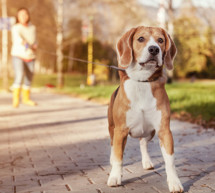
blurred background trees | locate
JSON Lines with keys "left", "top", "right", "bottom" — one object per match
{"left": 173, "top": 0, "right": 215, "bottom": 78}
{"left": 0, "top": 0, "right": 215, "bottom": 84}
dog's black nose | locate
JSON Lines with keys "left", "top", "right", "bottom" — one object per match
{"left": 148, "top": 46, "right": 159, "bottom": 56}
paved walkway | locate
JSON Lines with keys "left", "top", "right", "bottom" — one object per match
{"left": 0, "top": 92, "right": 214, "bottom": 193}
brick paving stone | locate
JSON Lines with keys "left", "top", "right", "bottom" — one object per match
{"left": 0, "top": 92, "right": 214, "bottom": 193}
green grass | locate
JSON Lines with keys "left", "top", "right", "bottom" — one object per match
{"left": 33, "top": 74, "right": 215, "bottom": 123}
{"left": 33, "top": 73, "right": 86, "bottom": 87}
{"left": 32, "top": 73, "right": 118, "bottom": 103}
{"left": 166, "top": 81, "right": 215, "bottom": 122}
{"left": 2, "top": 73, "right": 215, "bottom": 125}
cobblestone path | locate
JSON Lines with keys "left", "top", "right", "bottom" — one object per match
{"left": 0, "top": 92, "right": 214, "bottom": 193}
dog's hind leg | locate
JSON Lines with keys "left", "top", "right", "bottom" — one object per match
{"left": 140, "top": 130, "right": 155, "bottom": 170}
{"left": 108, "top": 87, "right": 119, "bottom": 165}
{"left": 108, "top": 125, "right": 114, "bottom": 166}
{"left": 108, "top": 101, "right": 115, "bottom": 166}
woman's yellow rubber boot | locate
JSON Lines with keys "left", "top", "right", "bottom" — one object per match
{"left": 13, "top": 88, "right": 21, "bottom": 108}
{"left": 22, "top": 89, "right": 37, "bottom": 106}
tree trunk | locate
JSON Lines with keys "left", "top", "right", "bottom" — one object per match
{"left": 68, "top": 44, "right": 74, "bottom": 72}
{"left": 1, "top": 0, "right": 9, "bottom": 91}
{"left": 56, "top": 0, "right": 64, "bottom": 88}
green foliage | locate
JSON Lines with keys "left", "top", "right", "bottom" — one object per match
{"left": 174, "top": 16, "right": 215, "bottom": 78}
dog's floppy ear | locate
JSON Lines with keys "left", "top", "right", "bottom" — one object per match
{"left": 162, "top": 29, "right": 177, "bottom": 70}
{"left": 116, "top": 27, "right": 137, "bottom": 69}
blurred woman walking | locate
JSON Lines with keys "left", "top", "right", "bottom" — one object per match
{"left": 11, "top": 7, "right": 37, "bottom": 108}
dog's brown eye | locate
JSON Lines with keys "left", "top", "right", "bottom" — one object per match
{"left": 138, "top": 37, "right": 144, "bottom": 42}
{"left": 158, "top": 38, "right": 163, "bottom": 43}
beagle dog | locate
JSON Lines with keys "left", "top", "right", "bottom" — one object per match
{"left": 107, "top": 26, "right": 184, "bottom": 193}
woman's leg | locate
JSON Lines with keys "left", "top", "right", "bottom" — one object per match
{"left": 12, "top": 57, "right": 24, "bottom": 88}
{"left": 12, "top": 57, "right": 24, "bottom": 107}
{"left": 23, "top": 60, "right": 35, "bottom": 89}
{"left": 22, "top": 60, "right": 37, "bottom": 106}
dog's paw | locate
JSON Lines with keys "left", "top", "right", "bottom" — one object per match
{"left": 168, "top": 177, "right": 184, "bottom": 193}
{"left": 107, "top": 174, "right": 121, "bottom": 187}
{"left": 142, "top": 159, "right": 154, "bottom": 170}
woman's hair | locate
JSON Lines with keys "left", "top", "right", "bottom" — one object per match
{"left": 16, "top": 7, "right": 31, "bottom": 24}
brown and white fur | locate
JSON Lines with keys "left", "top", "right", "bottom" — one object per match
{"left": 107, "top": 26, "right": 183, "bottom": 193}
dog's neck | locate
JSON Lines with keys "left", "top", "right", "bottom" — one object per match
{"left": 118, "top": 67, "right": 163, "bottom": 83}
{"left": 144, "top": 67, "right": 163, "bottom": 82}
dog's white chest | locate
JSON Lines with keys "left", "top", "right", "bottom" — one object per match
{"left": 124, "top": 79, "right": 161, "bottom": 138}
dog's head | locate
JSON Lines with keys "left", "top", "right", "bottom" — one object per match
{"left": 116, "top": 26, "right": 177, "bottom": 81}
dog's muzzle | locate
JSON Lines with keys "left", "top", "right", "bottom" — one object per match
{"left": 139, "top": 58, "right": 159, "bottom": 67}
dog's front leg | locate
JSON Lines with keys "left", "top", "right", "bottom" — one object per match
{"left": 107, "top": 129, "right": 128, "bottom": 187}
{"left": 158, "top": 122, "right": 184, "bottom": 193}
